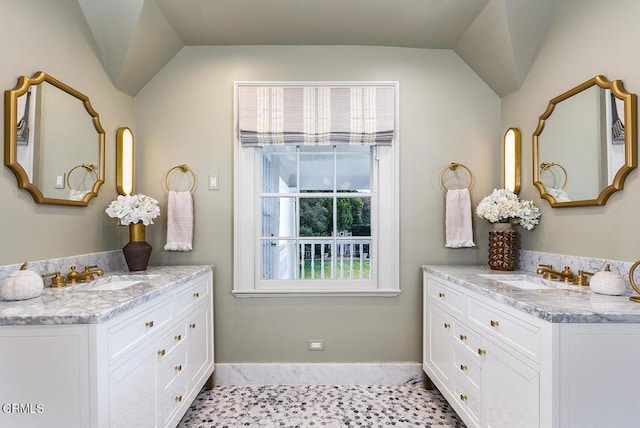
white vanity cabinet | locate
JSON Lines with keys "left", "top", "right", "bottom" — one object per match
{"left": 424, "top": 273, "right": 544, "bottom": 427}
{"left": 0, "top": 269, "right": 214, "bottom": 428}
{"left": 423, "top": 270, "right": 640, "bottom": 428}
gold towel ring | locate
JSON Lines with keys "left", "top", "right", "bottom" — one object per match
{"left": 440, "top": 162, "right": 473, "bottom": 191}
{"left": 66, "top": 163, "right": 98, "bottom": 191}
{"left": 540, "top": 162, "right": 568, "bottom": 190}
{"left": 164, "top": 164, "right": 196, "bottom": 192}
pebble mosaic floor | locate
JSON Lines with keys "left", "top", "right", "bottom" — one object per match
{"left": 177, "top": 384, "right": 466, "bottom": 427}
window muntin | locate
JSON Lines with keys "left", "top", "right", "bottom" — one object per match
{"left": 259, "top": 146, "right": 373, "bottom": 283}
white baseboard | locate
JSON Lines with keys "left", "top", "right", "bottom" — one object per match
{"left": 214, "top": 362, "right": 423, "bottom": 385}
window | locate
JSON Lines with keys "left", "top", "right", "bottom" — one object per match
{"left": 233, "top": 82, "right": 399, "bottom": 296}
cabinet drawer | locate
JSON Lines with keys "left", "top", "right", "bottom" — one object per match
{"left": 156, "top": 321, "right": 187, "bottom": 361}
{"left": 467, "top": 297, "right": 540, "bottom": 363}
{"left": 163, "top": 376, "right": 188, "bottom": 426}
{"left": 453, "top": 322, "right": 481, "bottom": 363}
{"left": 162, "top": 346, "right": 188, "bottom": 390}
{"left": 108, "top": 300, "right": 172, "bottom": 364}
{"left": 452, "top": 372, "right": 481, "bottom": 428}
{"left": 174, "top": 276, "right": 210, "bottom": 317}
{"left": 453, "top": 347, "right": 481, "bottom": 389}
{"left": 427, "top": 276, "right": 464, "bottom": 316}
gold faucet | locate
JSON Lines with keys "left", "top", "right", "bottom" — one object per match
{"left": 76, "top": 265, "right": 104, "bottom": 282}
{"left": 536, "top": 264, "right": 576, "bottom": 283}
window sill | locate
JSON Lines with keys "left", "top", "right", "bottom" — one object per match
{"left": 231, "top": 289, "right": 402, "bottom": 298}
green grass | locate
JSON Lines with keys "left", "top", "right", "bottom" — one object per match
{"left": 301, "top": 259, "right": 371, "bottom": 279}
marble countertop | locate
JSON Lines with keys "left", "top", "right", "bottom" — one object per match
{"left": 424, "top": 265, "right": 640, "bottom": 323}
{"left": 0, "top": 265, "right": 212, "bottom": 326}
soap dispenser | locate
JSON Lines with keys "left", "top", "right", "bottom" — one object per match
{"left": 590, "top": 264, "right": 627, "bottom": 296}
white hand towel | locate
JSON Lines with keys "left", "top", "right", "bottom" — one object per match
{"left": 68, "top": 189, "right": 89, "bottom": 201}
{"left": 445, "top": 188, "right": 476, "bottom": 248}
{"left": 164, "top": 190, "right": 194, "bottom": 251}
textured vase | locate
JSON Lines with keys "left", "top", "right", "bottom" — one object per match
{"left": 488, "top": 222, "right": 518, "bottom": 271}
{"left": 123, "top": 223, "right": 152, "bottom": 272}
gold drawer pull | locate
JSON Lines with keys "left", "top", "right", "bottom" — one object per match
{"left": 459, "top": 334, "right": 467, "bottom": 341}
{"left": 460, "top": 364, "right": 468, "bottom": 371}
{"left": 157, "top": 349, "right": 166, "bottom": 356}
{"left": 145, "top": 321, "right": 154, "bottom": 328}
{"left": 193, "top": 292, "right": 200, "bottom": 298}
{"left": 460, "top": 394, "right": 468, "bottom": 401}
{"left": 438, "top": 292, "right": 445, "bottom": 298}
{"left": 175, "top": 395, "right": 183, "bottom": 402}
{"left": 189, "top": 323, "right": 196, "bottom": 329}
{"left": 175, "top": 365, "right": 182, "bottom": 372}
{"left": 175, "top": 335, "right": 182, "bottom": 341}
{"left": 443, "top": 323, "right": 451, "bottom": 329}
{"left": 478, "top": 348, "right": 486, "bottom": 355}
{"left": 490, "top": 320, "right": 500, "bottom": 327}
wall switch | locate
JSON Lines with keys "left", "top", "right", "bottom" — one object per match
{"left": 208, "top": 174, "right": 219, "bottom": 190}
{"left": 308, "top": 340, "right": 325, "bottom": 351}
{"left": 55, "top": 173, "right": 65, "bottom": 189}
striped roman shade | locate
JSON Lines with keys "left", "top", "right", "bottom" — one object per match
{"left": 237, "top": 84, "right": 395, "bottom": 146}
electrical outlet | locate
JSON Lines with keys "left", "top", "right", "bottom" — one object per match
{"left": 308, "top": 340, "right": 324, "bottom": 351}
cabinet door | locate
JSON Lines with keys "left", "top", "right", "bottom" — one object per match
{"left": 186, "top": 303, "right": 212, "bottom": 386}
{"left": 424, "top": 302, "right": 454, "bottom": 389}
{"left": 481, "top": 338, "right": 539, "bottom": 428}
{"left": 108, "top": 342, "right": 161, "bottom": 428}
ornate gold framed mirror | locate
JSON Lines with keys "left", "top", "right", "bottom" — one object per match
{"left": 533, "top": 75, "right": 637, "bottom": 207}
{"left": 4, "top": 71, "right": 105, "bottom": 206}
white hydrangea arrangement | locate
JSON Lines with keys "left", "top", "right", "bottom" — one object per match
{"left": 476, "top": 189, "right": 541, "bottom": 231}
{"left": 105, "top": 194, "right": 160, "bottom": 226}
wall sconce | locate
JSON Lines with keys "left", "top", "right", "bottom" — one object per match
{"left": 503, "top": 127, "right": 521, "bottom": 194}
{"left": 116, "top": 127, "right": 134, "bottom": 195}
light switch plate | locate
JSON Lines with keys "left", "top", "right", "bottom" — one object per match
{"left": 55, "top": 173, "right": 65, "bottom": 189}
{"left": 208, "top": 174, "right": 219, "bottom": 190}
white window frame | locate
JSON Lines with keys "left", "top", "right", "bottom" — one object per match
{"left": 233, "top": 81, "right": 399, "bottom": 297}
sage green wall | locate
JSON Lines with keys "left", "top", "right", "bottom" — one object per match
{"left": 502, "top": 0, "right": 640, "bottom": 262}
{"left": 136, "top": 46, "right": 500, "bottom": 362}
{"left": 0, "top": 0, "right": 134, "bottom": 265}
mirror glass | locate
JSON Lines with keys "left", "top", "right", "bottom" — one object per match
{"left": 533, "top": 75, "right": 637, "bottom": 207}
{"left": 4, "top": 71, "right": 105, "bottom": 206}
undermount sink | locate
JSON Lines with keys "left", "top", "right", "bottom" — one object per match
{"left": 79, "top": 274, "right": 160, "bottom": 291}
{"left": 477, "top": 273, "right": 575, "bottom": 290}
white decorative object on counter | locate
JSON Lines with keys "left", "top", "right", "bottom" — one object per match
{"left": 0, "top": 262, "right": 44, "bottom": 301}
{"left": 590, "top": 264, "right": 627, "bottom": 296}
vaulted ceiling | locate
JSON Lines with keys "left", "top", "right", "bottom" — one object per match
{"left": 77, "top": 0, "right": 557, "bottom": 97}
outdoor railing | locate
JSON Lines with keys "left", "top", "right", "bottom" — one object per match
{"left": 299, "top": 239, "right": 371, "bottom": 280}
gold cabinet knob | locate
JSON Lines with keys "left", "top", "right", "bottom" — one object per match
{"left": 459, "top": 334, "right": 467, "bottom": 341}
{"left": 174, "top": 335, "right": 182, "bottom": 341}
{"left": 157, "top": 349, "right": 166, "bottom": 356}
{"left": 438, "top": 292, "right": 445, "bottom": 298}
{"left": 145, "top": 321, "right": 154, "bottom": 328}
{"left": 175, "top": 365, "right": 182, "bottom": 372}
{"left": 193, "top": 292, "right": 200, "bottom": 298}
{"left": 460, "top": 364, "right": 468, "bottom": 371}
{"left": 189, "top": 323, "right": 196, "bottom": 329}
{"left": 490, "top": 320, "right": 500, "bottom": 327}
{"left": 478, "top": 348, "right": 486, "bottom": 355}
{"left": 175, "top": 395, "right": 183, "bottom": 402}
{"left": 443, "top": 323, "right": 451, "bottom": 329}
{"left": 460, "top": 394, "right": 468, "bottom": 401}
